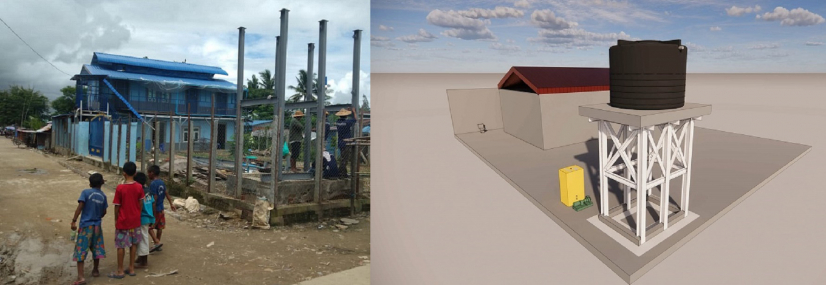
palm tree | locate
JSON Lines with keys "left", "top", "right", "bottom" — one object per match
{"left": 287, "top": 69, "right": 333, "bottom": 104}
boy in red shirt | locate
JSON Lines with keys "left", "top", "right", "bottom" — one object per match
{"left": 109, "top": 162, "right": 144, "bottom": 279}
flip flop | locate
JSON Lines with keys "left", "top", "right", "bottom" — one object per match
{"left": 150, "top": 244, "right": 163, "bottom": 252}
{"left": 72, "top": 280, "right": 87, "bottom": 285}
{"left": 91, "top": 271, "right": 100, "bottom": 277}
{"left": 124, "top": 269, "right": 136, "bottom": 276}
{"left": 107, "top": 272, "right": 125, "bottom": 279}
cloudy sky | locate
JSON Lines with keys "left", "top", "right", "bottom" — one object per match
{"left": 0, "top": 0, "right": 370, "bottom": 105}
{"left": 371, "top": 0, "right": 826, "bottom": 73}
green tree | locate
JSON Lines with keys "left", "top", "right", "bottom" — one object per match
{"left": 245, "top": 70, "right": 276, "bottom": 120}
{"left": 287, "top": 69, "right": 333, "bottom": 104}
{"left": 0, "top": 86, "right": 50, "bottom": 128}
{"left": 51, "top": 86, "right": 76, "bottom": 115}
{"left": 360, "top": 94, "right": 370, "bottom": 114}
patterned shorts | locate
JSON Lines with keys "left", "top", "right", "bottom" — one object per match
{"left": 154, "top": 211, "right": 165, "bottom": 230}
{"left": 114, "top": 227, "right": 143, "bottom": 249}
{"left": 74, "top": 225, "right": 106, "bottom": 262}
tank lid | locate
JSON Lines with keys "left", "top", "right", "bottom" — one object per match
{"left": 617, "top": 39, "right": 681, "bottom": 46}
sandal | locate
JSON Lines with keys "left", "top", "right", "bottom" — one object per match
{"left": 72, "top": 280, "right": 87, "bottom": 285}
{"left": 150, "top": 244, "right": 163, "bottom": 252}
{"left": 124, "top": 269, "right": 136, "bottom": 276}
{"left": 107, "top": 272, "right": 125, "bottom": 279}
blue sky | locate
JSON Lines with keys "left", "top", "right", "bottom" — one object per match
{"left": 371, "top": 0, "right": 826, "bottom": 73}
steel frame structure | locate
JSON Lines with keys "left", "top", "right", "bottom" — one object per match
{"left": 592, "top": 116, "right": 699, "bottom": 245}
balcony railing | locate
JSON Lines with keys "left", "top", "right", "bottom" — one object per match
{"left": 109, "top": 98, "right": 236, "bottom": 116}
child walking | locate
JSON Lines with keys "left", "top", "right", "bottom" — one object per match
{"left": 147, "top": 165, "right": 175, "bottom": 252}
{"left": 110, "top": 162, "right": 144, "bottom": 279}
{"left": 70, "top": 173, "right": 108, "bottom": 285}
{"left": 134, "top": 172, "right": 154, "bottom": 268}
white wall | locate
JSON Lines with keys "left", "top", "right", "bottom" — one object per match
{"left": 446, "top": 88, "right": 504, "bottom": 135}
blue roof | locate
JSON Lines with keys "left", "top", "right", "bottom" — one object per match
{"left": 93, "top": 52, "right": 229, "bottom": 76}
{"left": 82, "top": 64, "right": 238, "bottom": 91}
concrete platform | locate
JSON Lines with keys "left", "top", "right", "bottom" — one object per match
{"left": 580, "top": 103, "right": 712, "bottom": 127}
{"left": 455, "top": 127, "right": 809, "bottom": 284}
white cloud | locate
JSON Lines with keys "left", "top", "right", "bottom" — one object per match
{"left": 426, "top": 9, "right": 489, "bottom": 30}
{"left": 529, "top": 28, "right": 634, "bottom": 47}
{"left": 531, "top": 9, "right": 578, "bottom": 30}
{"left": 726, "top": 5, "right": 761, "bottom": 16}
{"left": 710, "top": 26, "right": 722, "bottom": 31}
{"left": 756, "top": 7, "right": 825, "bottom": 26}
{"left": 370, "top": 35, "right": 395, "bottom": 48}
{"left": 441, "top": 27, "right": 496, "bottom": 40}
{"left": 749, "top": 43, "right": 781, "bottom": 50}
{"left": 426, "top": 9, "right": 503, "bottom": 41}
{"left": 805, "top": 41, "right": 824, "bottom": 46}
{"left": 379, "top": 24, "right": 394, "bottom": 31}
{"left": 371, "top": 35, "right": 390, "bottom": 41}
{"left": 396, "top": 29, "right": 438, "bottom": 43}
{"left": 327, "top": 70, "right": 370, "bottom": 105}
{"left": 490, "top": 42, "right": 520, "bottom": 51}
{"left": 514, "top": 0, "right": 531, "bottom": 8}
{"left": 457, "top": 7, "right": 525, "bottom": 19}
{"left": 506, "top": 39, "right": 515, "bottom": 44}
{"left": 683, "top": 42, "right": 706, "bottom": 52}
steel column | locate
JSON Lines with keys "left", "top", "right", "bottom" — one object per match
{"left": 303, "top": 43, "right": 315, "bottom": 171}
{"left": 314, "top": 20, "right": 328, "bottom": 208}
{"left": 598, "top": 120, "right": 607, "bottom": 216}
{"left": 683, "top": 119, "right": 695, "bottom": 217}
{"left": 636, "top": 126, "right": 648, "bottom": 244}
{"left": 662, "top": 123, "right": 673, "bottom": 228}
{"left": 235, "top": 26, "right": 246, "bottom": 197}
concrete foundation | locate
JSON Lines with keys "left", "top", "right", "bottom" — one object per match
{"left": 454, "top": 127, "right": 809, "bottom": 283}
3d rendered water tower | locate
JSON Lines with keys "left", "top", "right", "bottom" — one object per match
{"left": 579, "top": 40, "right": 712, "bottom": 246}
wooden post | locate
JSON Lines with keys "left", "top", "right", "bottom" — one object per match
{"left": 187, "top": 105, "right": 193, "bottom": 186}
{"left": 108, "top": 118, "right": 114, "bottom": 172}
{"left": 208, "top": 93, "right": 217, "bottom": 193}
{"left": 116, "top": 119, "right": 122, "bottom": 171}
{"left": 169, "top": 112, "right": 175, "bottom": 181}
{"left": 140, "top": 118, "right": 146, "bottom": 173}
{"left": 125, "top": 115, "right": 131, "bottom": 164}
{"left": 153, "top": 117, "right": 160, "bottom": 168}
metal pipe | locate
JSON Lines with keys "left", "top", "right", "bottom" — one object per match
{"left": 140, "top": 117, "right": 146, "bottom": 173}
{"left": 314, "top": 20, "right": 328, "bottom": 208}
{"left": 235, "top": 26, "right": 246, "bottom": 197}
{"left": 303, "top": 43, "right": 315, "bottom": 171}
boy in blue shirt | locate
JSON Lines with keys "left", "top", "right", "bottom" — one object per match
{"left": 147, "top": 165, "right": 175, "bottom": 252}
{"left": 70, "top": 173, "right": 108, "bottom": 285}
{"left": 133, "top": 172, "right": 154, "bottom": 268}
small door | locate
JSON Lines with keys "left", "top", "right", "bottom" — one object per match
{"left": 88, "top": 116, "right": 106, "bottom": 157}
{"left": 217, "top": 123, "right": 226, "bottom": 150}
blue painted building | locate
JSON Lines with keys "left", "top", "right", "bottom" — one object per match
{"left": 55, "top": 52, "right": 243, "bottom": 162}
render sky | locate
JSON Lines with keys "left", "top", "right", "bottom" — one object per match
{"left": 371, "top": 0, "right": 826, "bottom": 73}
{"left": 0, "top": 0, "right": 370, "bottom": 106}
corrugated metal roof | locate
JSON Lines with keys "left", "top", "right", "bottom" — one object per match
{"left": 83, "top": 64, "right": 237, "bottom": 91}
{"left": 498, "top": 66, "right": 610, "bottom": 95}
{"left": 93, "top": 52, "right": 229, "bottom": 76}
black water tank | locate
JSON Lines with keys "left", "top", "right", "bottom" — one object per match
{"left": 609, "top": 39, "right": 687, "bottom": 110}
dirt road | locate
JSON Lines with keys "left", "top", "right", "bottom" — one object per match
{"left": 0, "top": 138, "right": 370, "bottom": 285}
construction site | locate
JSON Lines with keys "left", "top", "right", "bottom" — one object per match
{"left": 0, "top": 3, "right": 370, "bottom": 285}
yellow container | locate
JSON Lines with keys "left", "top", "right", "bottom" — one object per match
{"left": 559, "top": 165, "right": 585, "bottom": 207}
